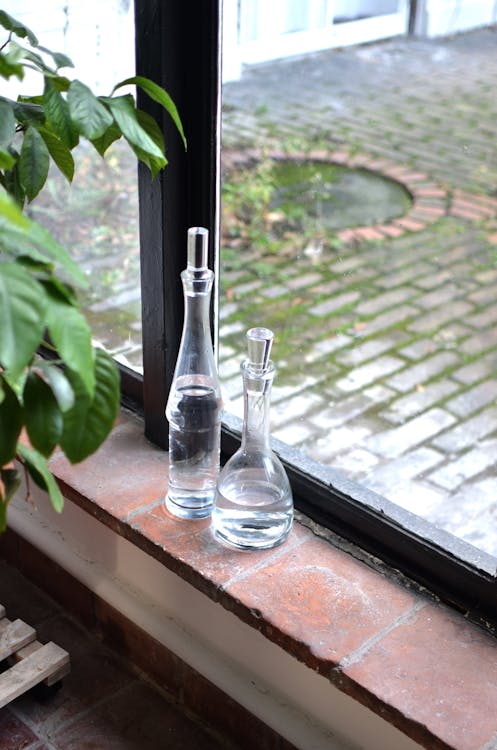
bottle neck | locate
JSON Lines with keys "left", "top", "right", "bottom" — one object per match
{"left": 181, "top": 268, "right": 214, "bottom": 336}
{"left": 241, "top": 360, "right": 274, "bottom": 450}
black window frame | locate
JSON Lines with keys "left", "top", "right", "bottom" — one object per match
{"left": 130, "top": 0, "right": 497, "bottom": 632}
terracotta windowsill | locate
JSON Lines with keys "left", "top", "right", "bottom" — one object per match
{"left": 37, "top": 409, "right": 497, "bottom": 750}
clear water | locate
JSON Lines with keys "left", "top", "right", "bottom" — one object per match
{"left": 212, "top": 475, "right": 293, "bottom": 549}
{"left": 166, "top": 382, "right": 221, "bottom": 519}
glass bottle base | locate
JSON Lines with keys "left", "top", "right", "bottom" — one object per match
{"left": 212, "top": 509, "right": 293, "bottom": 550}
{"left": 165, "top": 489, "right": 214, "bottom": 520}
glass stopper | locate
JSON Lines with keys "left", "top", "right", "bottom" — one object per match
{"left": 247, "top": 327, "right": 273, "bottom": 371}
{"left": 187, "top": 226, "right": 209, "bottom": 271}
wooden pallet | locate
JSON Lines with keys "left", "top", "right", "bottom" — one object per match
{"left": 0, "top": 603, "right": 70, "bottom": 709}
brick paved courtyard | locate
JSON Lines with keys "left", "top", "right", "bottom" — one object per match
{"left": 219, "top": 28, "right": 497, "bottom": 556}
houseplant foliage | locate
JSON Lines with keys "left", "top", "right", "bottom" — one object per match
{"left": 0, "top": 10, "right": 186, "bottom": 531}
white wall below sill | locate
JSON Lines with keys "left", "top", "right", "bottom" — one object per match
{"left": 8, "top": 489, "right": 422, "bottom": 750}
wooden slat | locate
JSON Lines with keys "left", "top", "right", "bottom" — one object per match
{"left": 12, "top": 640, "right": 71, "bottom": 686}
{"left": 0, "top": 619, "right": 36, "bottom": 661}
{"left": 0, "top": 642, "right": 69, "bottom": 709}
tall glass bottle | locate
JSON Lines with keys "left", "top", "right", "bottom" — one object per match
{"left": 212, "top": 327, "right": 293, "bottom": 549}
{"left": 166, "top": 227, "right": 222, "bottom": 520}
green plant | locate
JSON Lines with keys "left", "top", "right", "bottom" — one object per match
{"left": 0, "top": 10, "right": 185, "bottom": 530}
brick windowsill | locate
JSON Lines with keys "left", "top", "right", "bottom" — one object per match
{"left": 17, "top": 409, "right": 497, "bottom": 750}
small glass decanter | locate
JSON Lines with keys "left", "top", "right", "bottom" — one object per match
{"left": 212, "top": 327, "right": 293, "bottom": 550}
{"left": 165, "top": 227, "right": 222, "bottom": 520}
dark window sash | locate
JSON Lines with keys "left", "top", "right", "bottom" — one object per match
{"left": 134, "top": 0, "right": 221, "bottom": 448}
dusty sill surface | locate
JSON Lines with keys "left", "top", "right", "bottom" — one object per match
{"left": 7, "top": 408, "right": 497, "bottom": 750}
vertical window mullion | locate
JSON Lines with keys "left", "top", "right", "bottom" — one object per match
{"left": 134, "top": 0, "right": 221, "bottom": 448}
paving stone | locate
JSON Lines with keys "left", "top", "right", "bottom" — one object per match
{"left": 260, "top": 284, "right": 288, "bottom": 299}
{"left": 415, "top": 283, "right": 466, "bottom": 310}
{"left": 304, "top": 333, "right": 352, "bottom": 361}
{"left": 310, "top": 385, "right": 394, "bottom": 430}
{"left": 235, "top": 280, "right": 264, "bottom": 295}
{"left": 446, "top": 379, "right": 497, "bottom": 418}
{"left": 330, "top": 448, "right": 380, "bottom": 477}
{"left": 432, "top": 408, "right": 497, "bottom": 453}
{"left": 309, "top": 279, "right": 342, "bottom": 296}
{"left": 428, "top": 439, "right": 497, "bottom": 490}
{"left": 381, "top": 380, "right": 460, "bottom": 425}
{"left": 286, "top": 272, "right": 322, "bottom": 290}
{"left": 310, "top": 290, "right": 360, "bottom": 317}
{"left": 428, "top": 478, "right": 497, "bottom": 556}
{"left": 468, "top": 284, "right": 497, "bottom": 308}
{"left": 355, "top": 287, "right": 415, "bottom": 317}
{"left": 309, "top": 423, "right": 374, "bottom": 461}
{"left": 408, "top": 300, "right": 474, "bottom": 333}
{"left": 460, "top": 325, "right": 497, "bottom": 356}
{"left": 358, "top": 304, "right": 419, "bottom": 336}
{"left": 335, "top": 355, "right": 404, "bottom": 393}
{"left": 219, "top": 320, "right": 245, "bottom": 337}
{"left": 386, "top": 351, "right": 459, "bottom": 393}
{"left": 272, "top": 421, "right": 316, "bottom": 446}
{"left": 271, "top": 392, "right": 326, "bottom": 427}
{"left": 376, "top": 262, "right": 433, "bottom": 289}
{"left": 378, "top": 479, "right": 449, "bottom": 518}
{"left": 364, "top": 408, "right": 456, "bottom": 459}
{"left": 399, "top": 338, "right": 438, "bottom": 360}
{"left": 451, "top": 352, "right": 497, "bottom": 386}
{"left": 366, "top": 447, "right": 445, "bottom": 491}
{"left": 334, "top": 331, "right": 408, "bottom": 367}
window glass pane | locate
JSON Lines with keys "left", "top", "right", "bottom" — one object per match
{"left": 1, "top": 0, "right": 142, "bottom": 373}
{"left": 334, "top": 0, "right": 400, "bottom": 22}
{"left": 221, "top": 4, "right": 497, "bottom": 558}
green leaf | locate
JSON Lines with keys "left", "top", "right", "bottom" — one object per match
{"left": 16, "top": 254, "right": 54, "bottom": 275}
{"left": 36, "top": 361, "right": 75, "bottom": 412}
{"left": 105, "top": 96, "right": 166, "bottom": 159}
{"left": 104, "top": 95, "right": 166, "bottom": 168}
{"left": 90, "top": 120, "right": 121, "bottom": 157}
{"left": 37, "top": 125, "right": 75, "bottom": 182}
{"left": 19, "top": 126, "right": 50, "bottom": 202}
{"left": 0, "top": 193, "right": 87, "bottom": 286}
{"left": 3, "top": 163, "right": 25, "bottom": 207}
{"left": 39, "top": 275, "right": 77, "bottom": 306}
{"left": 61, "top": 348, "right": 120, "bottom": 463}
{"left": 0, "top": 147, "right": 15, "bottom": 170}
{"left": 113, "top": 75, "right": 186, "bottom": 150}
{"left": 12, "top": 100, "right": 44, "bottom": 127}
{"left": 0, "top": 262, "right": 46, "bottom": 379}
{"left": 136, "top": 108, "right": 165, "bottom": 153}
{"left": 9, "top": 42, "right": 50, "bottom": 74}
{"left": 129, "top": 143, "right": 166, "bottom": 180}
{"left": 45, "top": 288, "right": 95, "bottom": 397}
{"left": 0, "top": 98, "right": 16, "bottom": 148}
{"left": 24, "top": 371, "right": 63, "bottom": 457}
{"left": 37, "top": 46, "right": 74, "bottom": 70}
{"left": 17, "top": 443, "right": 64, "bottom": 513}
{"left": 131, "top": 109, "right": 167, "bottom": 178}
{"left": 0, "top": 380, "right": 23, "bottom": 465}
{"left": 43, "top": 79, "right": 78, "bottom": 148}
{"left": 0, "top": 11, "right": 38, "bottom": 46}
{"left": 67, "top": 80, "right": 113, "bottom": 140}
{"left": 0, "top": 468, "right": 22, "bottom": 532}
{"left": 46, "top": 75, "right": 71, "bottom": 93}
{"left": 0, "top": 51, "right": 23, "bottom": 81}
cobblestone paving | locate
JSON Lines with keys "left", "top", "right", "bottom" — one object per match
{"left": 220, "top": 29, "right": 497, "bottom": 556}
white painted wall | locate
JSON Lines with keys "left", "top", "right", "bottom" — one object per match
{"left": 413, "top": 0, "right": 497, "bottom": 37}
{"left": 0, "top": 0, "right": 134, "bottom": 94}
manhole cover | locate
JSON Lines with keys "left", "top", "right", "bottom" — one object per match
{"left": 270, "top": 159, "right": 412, "bottom": 232}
